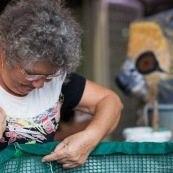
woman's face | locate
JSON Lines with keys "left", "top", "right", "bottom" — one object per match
{"left": 0, "top": 60, "right": 58, "bottom": 96}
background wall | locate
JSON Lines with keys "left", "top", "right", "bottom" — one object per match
{"left": 66, "top": 0, "right": 173, "bottom": 141}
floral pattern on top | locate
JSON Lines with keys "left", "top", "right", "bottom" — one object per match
{"left": 0, "top": 95, "right": 64, "bottom": 150}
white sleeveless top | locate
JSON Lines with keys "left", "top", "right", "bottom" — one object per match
{"left": 0, "top": 74, "right": 66, "bottom": 146}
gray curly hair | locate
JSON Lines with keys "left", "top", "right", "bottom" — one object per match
{"left": 0, "top": 0, "right": 82, "bottom": 74}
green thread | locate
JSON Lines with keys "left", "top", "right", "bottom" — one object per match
{"left": 14, "top": 149, "right": 28, "bottom": 158}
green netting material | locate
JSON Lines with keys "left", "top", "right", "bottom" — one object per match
{"left": 1, "top": 142, "right": 173, "bottom": 172}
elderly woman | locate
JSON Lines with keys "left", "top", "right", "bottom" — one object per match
{"left": 0, "top": 0, "right": 123, "bottom": 169}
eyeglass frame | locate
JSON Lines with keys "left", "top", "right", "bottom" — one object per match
{"left": 19, "top": 66, "right": 63, "bottom": 81}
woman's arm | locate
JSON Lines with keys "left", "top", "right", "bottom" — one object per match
{"left": 0, "top": 107, "right": 6, "bottom": 138}
{"left": 42, "top": 79, "right": 123, "bottom": 168}
{"left": 76, "top": 79, "right": 123, "bottom": 139}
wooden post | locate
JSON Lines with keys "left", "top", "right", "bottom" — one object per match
{"left": 152, "top": 100, "right": 159, "bottom": 132}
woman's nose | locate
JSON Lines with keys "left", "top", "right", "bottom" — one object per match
{"left": 31, "top": 78, "right": 45, "bottom": 88}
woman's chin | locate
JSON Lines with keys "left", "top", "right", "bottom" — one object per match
{"left": 14, "top": 87, "right": 35, "bottom": 96}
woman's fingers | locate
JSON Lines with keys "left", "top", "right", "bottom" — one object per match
{"left": 0, "top": 107, "right": 6, "bottom": 138}
{"left": 42, "top": 149, "right": 66, "bottom": 162}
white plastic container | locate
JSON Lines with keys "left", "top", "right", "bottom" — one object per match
{"left": 123, "top": 127, "right": 172, "bottom": 142}
{"left": 144, "top": 104, "right": 173, "bottom": 141}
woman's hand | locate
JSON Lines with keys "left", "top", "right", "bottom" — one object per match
{"left": 0, "top": 107, "right": 6, "bottom": 138}
{"left": 42, "top": 130, "right": 96, "bottom": 169}
{"left": 42, "top": 79, "right": 123, "bottom": 169}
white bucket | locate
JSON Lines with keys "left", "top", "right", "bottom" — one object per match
{"left": 144, "top": 103, "right": 173, "bottom": 141}
{"left": 123, "top": 127, "right": 172, "bottom": 142}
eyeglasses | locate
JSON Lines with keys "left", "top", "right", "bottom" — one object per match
{"left": 20, "top": 67, "right": 63, "bottom": 81}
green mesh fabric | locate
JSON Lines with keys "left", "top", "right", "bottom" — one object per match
{"left": 1, "top": 142, "right": 173, "bottom": 173}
